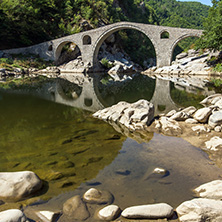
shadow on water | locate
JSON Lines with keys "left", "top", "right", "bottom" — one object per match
{"left": 0, "top": 73, "right": 221, "bottom": 220}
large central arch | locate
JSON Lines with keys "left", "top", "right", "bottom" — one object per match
{"left": 92, "top": 24, "right": 158, "bottom": 67}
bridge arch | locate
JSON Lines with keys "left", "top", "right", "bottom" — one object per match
{"left": 170, "top": 33, "right": 202, "bottom": 63}
{"left": 92, "top": 24, "right": 157, "bottom": 67}
{"left": 54, "top": 40, "right": 82, "bottom": 63}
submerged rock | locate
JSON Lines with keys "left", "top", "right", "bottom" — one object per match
{"left": 121, "top": 203, "right": 174, "bottom": 219}
{"left": 176, "top": 198, "right": 222, "bottom": 222}
{"left": 0, "top": 171, "right": 42, "bottom": 201}
{"left": 83, "top": 188, "right": 113, "bottom": 204}
{"left": 63, "top": 195, "right": 90, "bottom": 220}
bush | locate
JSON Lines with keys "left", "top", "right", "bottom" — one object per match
{"left": 100, "top": 58, "right": 114, "bottom": 69}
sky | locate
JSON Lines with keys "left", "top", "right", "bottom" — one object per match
{"left": 177, "top": 0, "right": 212, "bottom": 6}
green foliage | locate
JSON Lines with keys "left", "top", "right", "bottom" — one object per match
{"left": 213, "top": 63, "right": 222, "bottom": 72}
{"left": 195, "top": 0, "right": 222, "bottom": 51}
{"left": 100, "top": 58, "right": 114, "bottom": 69}
{"left": 210, "top": 77, "right": 222, "bottom": 87}
{"left": 0, "top": 54, "right": 53, "bottom": 70}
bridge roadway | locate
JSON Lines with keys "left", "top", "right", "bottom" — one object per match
{"left": 3, "top": 22, "right": 203, "bottom": 70}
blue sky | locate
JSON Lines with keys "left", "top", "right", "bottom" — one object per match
{"left": 177, "top": 0, "right": 212, "bottom": 6}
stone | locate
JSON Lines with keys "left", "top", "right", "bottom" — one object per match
{"left": 63, "top": 195, "right": 90, "bottom": 220}
{"left": 176, "top": 198, "right": 222, "bottom": 222}
{"left": 165, "top": 110, "right": 177, "bottom": 117}
{"left": 214, "top": 126, "right": 221, "bottom": 132}
{"left": 170, "top": 111, "right": 189, "bottom": 121}
{"left": 93, "top": 100, "right": 154, "bottom": 131}
{"left": 176, "top": 52, "right": 188, "bottom": 60}
{"left": 121, "top": 203, "right": 174, "bottom": 219}
{"left": 194, "top": 180, "right": 222, "bottom": 199}
{"left": 192, "top": 125, "right": 207, "bottom": 132}
{"left": 155, "top": 117, "right": 182, "bottom": 136}
{"left": 181, "top": 106, "right": 197, "bottom": 116}
{"left": 36, "top": 211, "right": 61, "bottom": 222}
{"left": 83, "top": 188, "right": 113, "bottom": 204}
{"left": 200, "top": 94, "right": 222, "bottom": 106}
{"left": 205, "top": 136, "right": 222, "bottom": 151}
{"left": 0, "top": 171, "right": 42, "bottom": 201}
{"left": 0, "top": 209, "right": 27, "bottom": 222}
{"left": 208, "top": 111, "right": 222, "bottom": 128}
{"left": 98, "top": 205, "right": 121, "bottom": 220}
{"left": 193, "top": 107, "right": 212, "bottom": 123}
{"left": 185, "top": 118, "right": 198, "bottom": 124}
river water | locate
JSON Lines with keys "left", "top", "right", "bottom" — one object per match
{"left": 0, "top": 73, "right": 221, "bottom": 220}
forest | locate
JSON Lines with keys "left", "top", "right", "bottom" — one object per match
{"left": 0, "top": 0, "right": 221, "bottom": 69}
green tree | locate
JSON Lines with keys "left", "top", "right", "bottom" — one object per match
{"left": 196, "top": 0, "right": 222, "bottom": 50}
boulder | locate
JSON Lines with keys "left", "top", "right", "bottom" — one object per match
{"left": 176, "top": 52, "right": 188, "bottom": 60}
{"left": 176, "top": 198, "right": 222, "bottom": 222}
{"left": 194, "top": 180, "right": 222, "bottom": 199}
{"left": 83, "top": 188, "right": 113, "bottom": 204}
{"left": 208, "top": 111, "right": 222, "bottom": 128}
{"left": 200, "top": 94, "right": 222, "bottom": 106}
{"left": 205, "top": 136, "right": 222, "bottom": 151}
{"left": 0, "top": 171, "right": 42, "bottom": 201}
{"left": 170, "top": 111, "right": 189, "bottom": 121}
{"left": 63, "top": 195, "right": 89, "bottom": 220}
{"left": 121, "top": 203, "right": 174, "bottom": 219}
{"left": 192, "top": 125, "right": 208, "bottom": 133}
{"left": 181, "top": 106, "right": 197, "bottom": 116}
{"left": 155, "top": 117, "right": 182, "bottom": 136}
{"left": 98, "top": 205, "right": 121, "bottom": 220}
{"left": 193, "top": 107, "right": 212, "bottom": 123}
{"left": 93, "top": 100, "right": 154, "bottom": 131}
{"left": 0, "top": 209, "right": 27, "bottom": 222}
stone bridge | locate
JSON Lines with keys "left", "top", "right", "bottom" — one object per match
{"left": 3, "top": 22, "right": 203, "bottom": 69}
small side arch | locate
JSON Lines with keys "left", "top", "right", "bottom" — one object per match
{"left": 83, "top": 35, "right": 92, "bottom": 45}
{"left": 160, "top": 31, "right": 170, "bottom": 39}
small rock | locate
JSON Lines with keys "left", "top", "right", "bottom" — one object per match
{"left": 165, "top": 110, "right": 177, "bottom": 117}
{"left": 192, "top": 125, "right": 207, "bottom": 132}
{"left": 121, "top": 203, "right": 174, "bottom": 219}
{"left": 36, "top": 210, "right": 61, "bottom": 222}
{"left": 115, "top": 169, "right": 131, "bottom": 176}
{"left": 83, "top": 188, "right": 113, "bottom": 204}
{"left": 205, "top": 136, "right": 222, "bottom": 151}
{"left": 185, "top": 118, "right": 198, "bottom": 124}
{"left": 98, "top": 205, "right": 121, "bottom": 220}
{"left": 0, "top": 209, "right": 27, "bottom": 222}
{"left": 170, "top": 111, "right": 189, "bottom": 121}
{"left": 63, "top": 195, "right": 89, "bottom": 220}
{"left": 214, "top": 126, "right": 221, "bottom": 132}
{"left": 194, "top": 180, "right": 222, "bottom": 199}
{"left": 208, "top": 111, "right": 222, "bottom": 128}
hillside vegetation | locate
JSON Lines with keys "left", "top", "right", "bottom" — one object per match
{"left": 0, "top": 0, "right": 211, "bottom": 67}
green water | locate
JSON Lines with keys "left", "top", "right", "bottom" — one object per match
{"left": 0, "top": 91, "right": 125, "bottom": 206}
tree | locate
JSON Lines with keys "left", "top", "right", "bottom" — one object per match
{"left": 195, "top": 0, "right": 222, "bottom": 50}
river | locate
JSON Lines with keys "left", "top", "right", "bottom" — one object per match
{"left": 0, "top": 73, "right": 221, "bottom": 221}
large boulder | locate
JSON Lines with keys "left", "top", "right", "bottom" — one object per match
{"left": 208, "top": 111, "right": 222, "bottom": 128}
{"left": 194, "top": 180, "right": 222, "bottom": 199}
{"left": 0, "top": 209, "right": 27, "bottom": 222}
{"left": 93, "top": 100, "right": 154, "bottom": 131}
{"left": 200, "top": 94, "right": 222, "bottom": 106}
{"left": 0, "top": 171, "right": 42, "bottom": 201}
{"left": 193, "top": 107, "right": 212, "bottom": 123}
{"left": 176, "top": 198, "right": 222, "bottom": 222}
{"left": 121, "top": 203, "right": 174, "bottom": 219}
